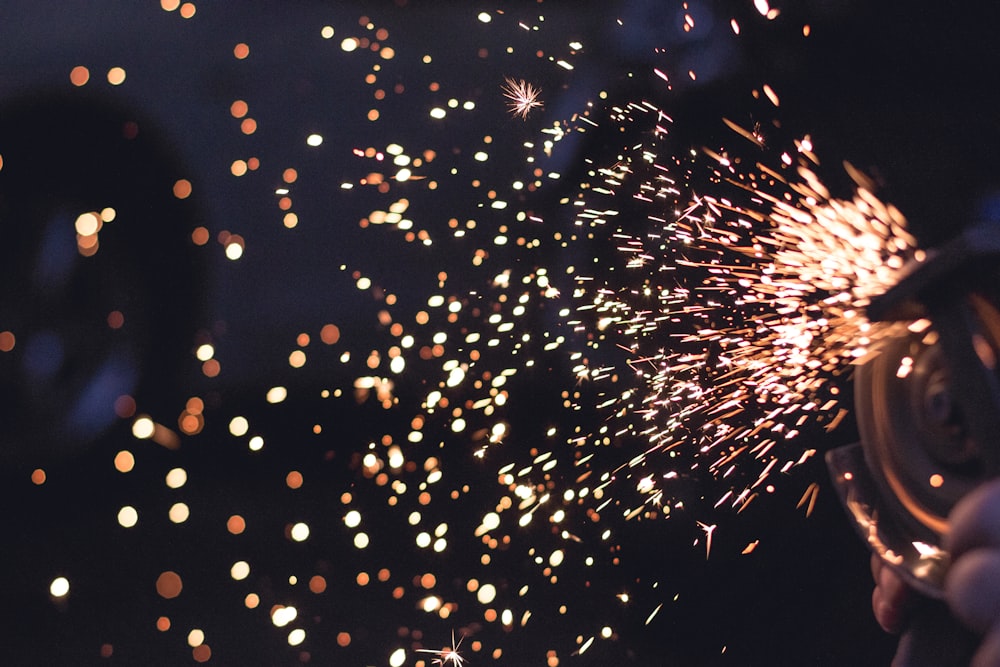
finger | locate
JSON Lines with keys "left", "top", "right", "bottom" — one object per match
{"left": 873, "top": 586, "right": 902, "bottom": 634}
{"left": 874, "top": 592, "right": 909, "bottom": 635}
{"left": 879, "top": 561, "right": 911, "bottom": 609}
{"left": 874, "top": 563, "right": 911, "bottom": 634}
{"left": 946, "top": 548, "right": 1000, "bottom": 634}
{"left": 946, "top": 478, "right": 1000, "bottom": 557}
{"left": 972, "top": 622, "right": 1000, "bottom": 667}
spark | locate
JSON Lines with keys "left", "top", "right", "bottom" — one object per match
{"left": 697, "top": 521, "right": 717, "bottom": 559}
{"left": 796, "top": 482, "right": 820, "bottom": 517}
{"left": 417, "top": 631, "right": 467, "bottom": 666}
{"left": 644, "top": 603, "right": 664, "bottom": 625}
{"left": 501, "top": 76, "right": 543, "bottom": 120}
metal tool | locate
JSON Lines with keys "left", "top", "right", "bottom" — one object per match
{"left": 826, "top": 220, "right": 1000, "bottom": 663}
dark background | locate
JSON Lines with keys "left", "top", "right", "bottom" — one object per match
{"left": 3, "top": 1, "right": 1000, "bottom": 665}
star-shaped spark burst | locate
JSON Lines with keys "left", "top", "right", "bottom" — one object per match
{"left": 417, "top": 631, "right": 467, "bottom": 666}
{"left": 501, "top": 76, "right": 543, "bottom": 119}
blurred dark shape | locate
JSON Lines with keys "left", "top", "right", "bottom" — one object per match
{"left": 611, "top": 0, "right": 741, "bottom": 90}
{"left": 0, "top": 92, "right": 205, "bottom": 464}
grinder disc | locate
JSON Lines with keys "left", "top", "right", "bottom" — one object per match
{"left": 855, "top": 294, "right": 1000, "bottom": 542}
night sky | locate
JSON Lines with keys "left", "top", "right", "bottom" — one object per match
{"left": 3, "top": 2, "right": 1000, "bottom": 666}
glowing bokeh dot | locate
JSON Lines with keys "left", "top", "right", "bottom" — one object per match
{"left": 227, "top": 515, "right": 246, "bottom": 534}
{"left": 114, "top": 450, "right": 134, "bottom": 473}
{"left": 188, "top": 629, "right": 204, "bottom": 647}
{"left": 266, "top": 386, "right": 288, "bottom": 404}
{"left": 165, "top": 467, "right": 188, "bottom": 489}
{"left": 290, "top": 522, "right": 310, "bottom": 542}
{"left": 106, "top": 67, "right": 126, "bottom": 85}
{"left": 289, "top": 350, "right": 306, "bottom": 367}
{"left": 70, "top": 65, "right": 89, "bottom": 86}
{"left": 231, "top": 561, "right": 250, "bottom": 580}
{"left": 173, "top": 179, "right": 192, "bottom": 199}
{"left": 115, "top": 395, "right": 136, "bottom": 418}
{"left": 229, "top": 416, "right": 249, "bottom": 437}
{"left": 320, "top": 323, "right": 340, "bottom": 344}
{"left": 156, "top": 571, "right": 183, "bottom": 599}
{"left": 169, "top": 503, "right": 190, "bottom": 523}
{"left": 117, "top": 506, "right": 138, "bottom": 528}
{"left": 477, "top": 583, "right": 497, "bottom": 604}
{"left": 31, "top": 468, "right": 46, "bottom": 485}
{"left": 50, "top": 577, "right": 70, "bottom": 597}
{"left": 271, "top": 606, "right": 297, "bottom": 627}
{"left": 132, "top": 416, "right": 155, "bottom": 439}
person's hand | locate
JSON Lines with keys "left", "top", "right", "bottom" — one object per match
{"left": 871, "top": 478, "right": 1000, "bottom": 666}
{"left": 944, "top": 478, "right": 1000, "bottom": 666}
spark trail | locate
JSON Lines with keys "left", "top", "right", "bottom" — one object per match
{"left": 566, "top": 102, "right": 917, "bottom": 519}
